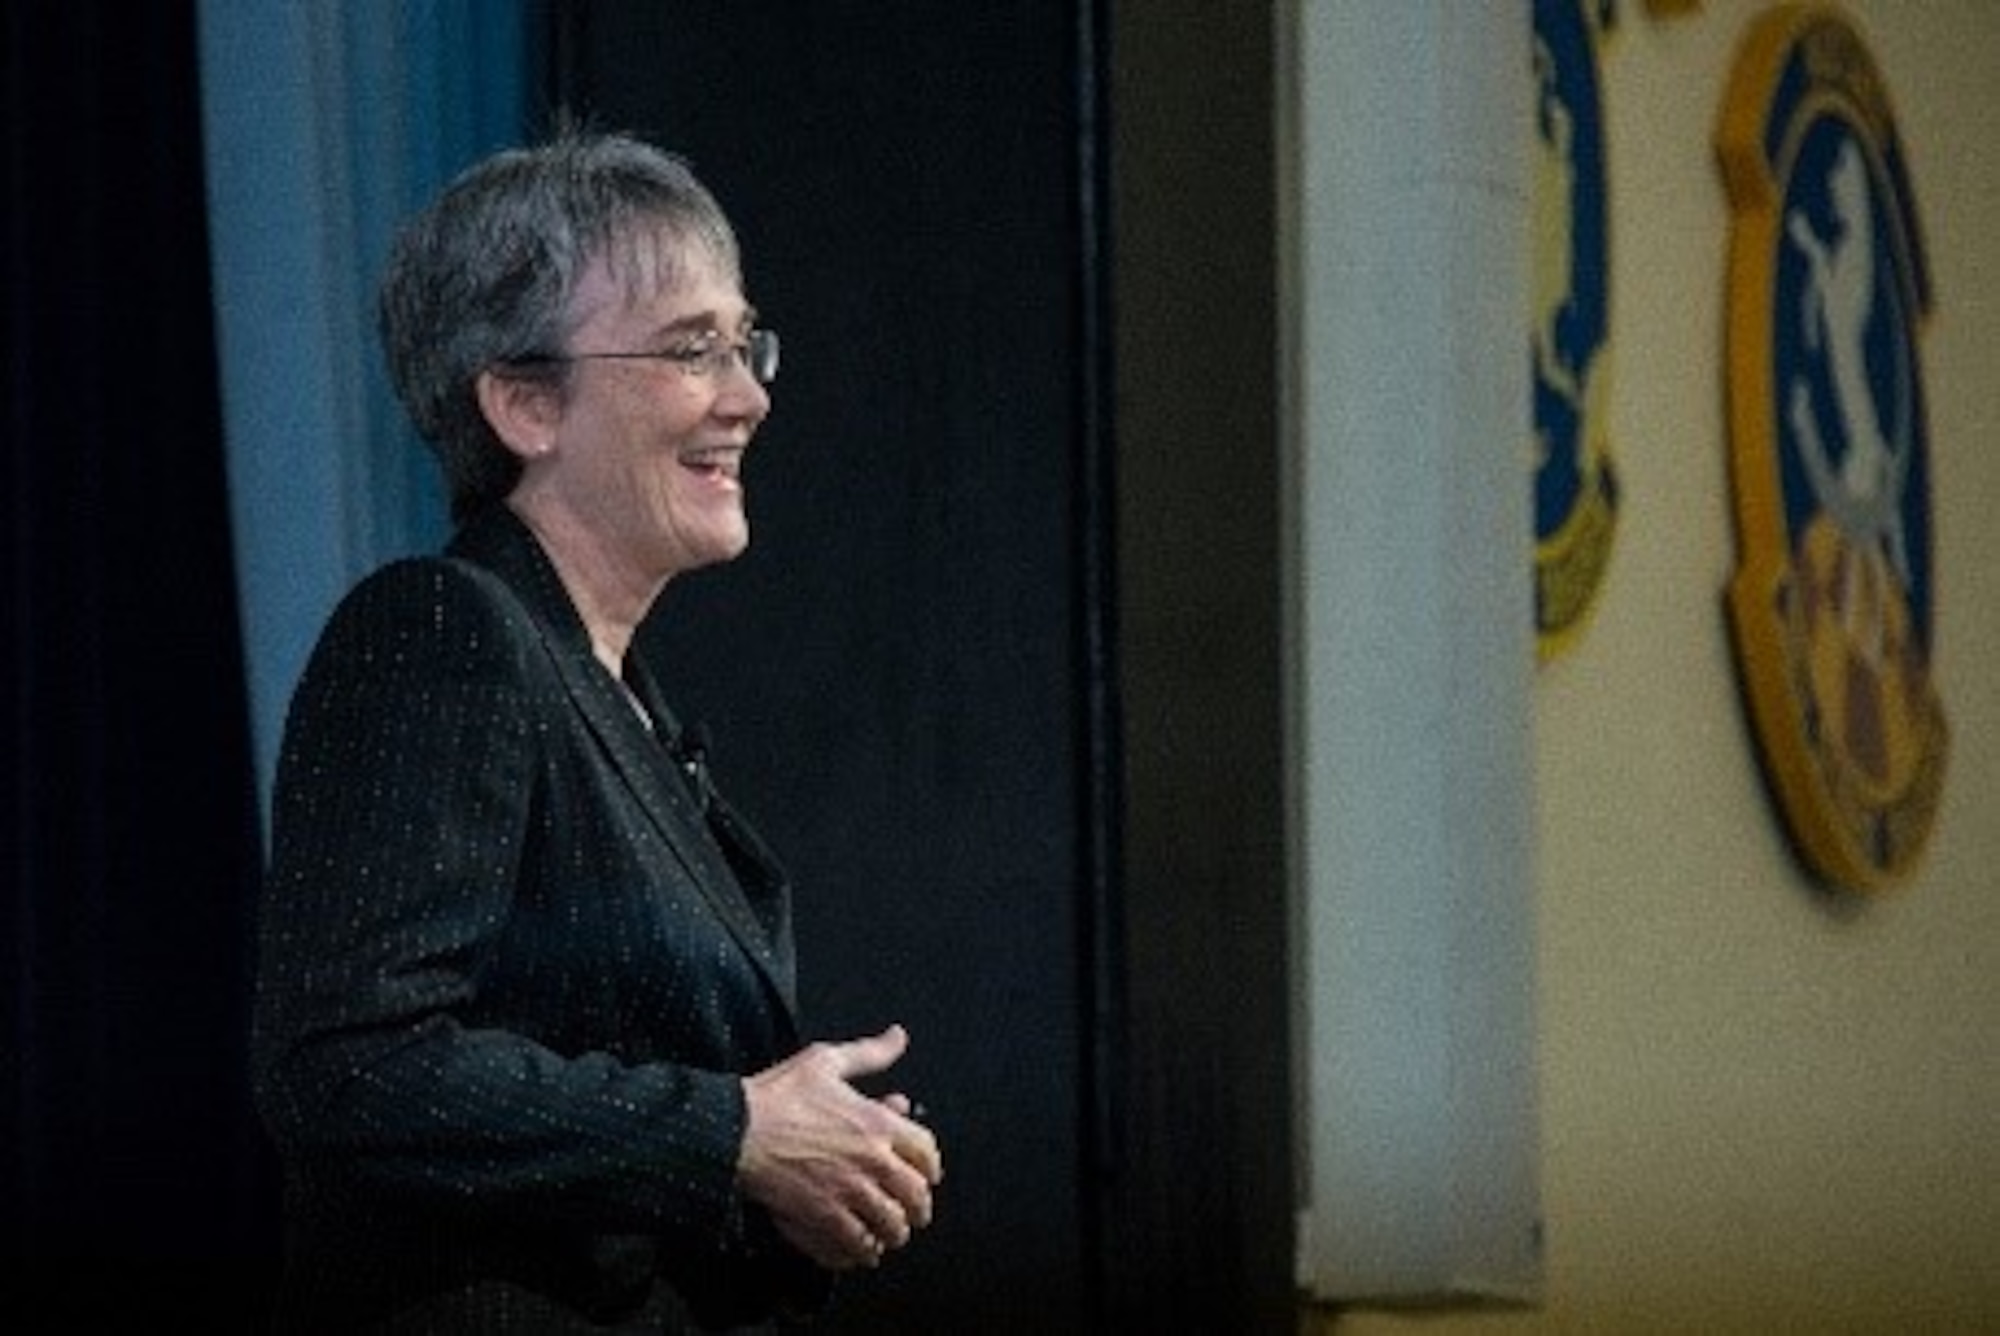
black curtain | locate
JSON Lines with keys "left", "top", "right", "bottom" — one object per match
{"left": 3, "top": 3, "right": 277, "bottom": 1328}
{"left": 557, "top": 2, "right": 1119, "bottom": 1328}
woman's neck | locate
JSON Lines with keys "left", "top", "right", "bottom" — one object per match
{"left": 507, "top": 495, "right": 659, "bottom": 678}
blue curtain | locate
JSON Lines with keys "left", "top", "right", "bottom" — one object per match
{"left": 198, "top": 0, "right": 532, "bottom": 826}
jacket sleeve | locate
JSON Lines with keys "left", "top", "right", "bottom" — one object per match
{"left": 250, "top": 558, "right": 745, "bottom": 1246}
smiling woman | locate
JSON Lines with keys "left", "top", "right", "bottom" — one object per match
{"left": 250, "top": 128, "right": 943, "bottom": 1332}
{"left": 483, "top": 239, "right": 773, "bottom": 623}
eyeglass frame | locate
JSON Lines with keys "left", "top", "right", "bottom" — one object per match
{"left": 503, "top": 327, "right": 780, "bottom": 386}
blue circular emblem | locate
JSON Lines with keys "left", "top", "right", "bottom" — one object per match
{"left": 1719, "top": 7, "right": 1948, "bottom": 892}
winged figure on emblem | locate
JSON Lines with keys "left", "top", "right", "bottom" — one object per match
{"left": 1784, "top": 138, "right": 1914, "bottom": 666}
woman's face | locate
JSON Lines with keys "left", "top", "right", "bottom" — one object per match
{"left": 533, "top": 236, "right": 771, "bottom": 585}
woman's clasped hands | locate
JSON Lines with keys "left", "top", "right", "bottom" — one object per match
{"left": 738, "top": 1023, "right": 943, "bottom": 1270}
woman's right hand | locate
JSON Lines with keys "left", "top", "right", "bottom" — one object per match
{"left": 737, "top": 1024, "right": 943, "bottom": 1270}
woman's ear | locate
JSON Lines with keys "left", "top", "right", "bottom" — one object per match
{"left": 475, "top": 368, "right": 560, "bottom": 461}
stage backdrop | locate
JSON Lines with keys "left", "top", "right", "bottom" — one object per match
{"left": 5, "top": 3, "right": 267, "bottom": 1326}
{"left": 556, "top": 2, "right": 1120, "bottom": 1329}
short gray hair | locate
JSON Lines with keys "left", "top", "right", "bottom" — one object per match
{"left": 378, "top": 127, "right": 742, "bottom": 522}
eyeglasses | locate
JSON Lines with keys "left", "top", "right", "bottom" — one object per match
{"left": 507, "top": 328, "right": 780, "bottom": 385}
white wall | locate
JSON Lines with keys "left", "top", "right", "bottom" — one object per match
{"left": 1317, "top": 2, "right": 2000, "bottom": 1331}
{"left": 1288, "top": 1, "right": 1541, "bottom": 1303}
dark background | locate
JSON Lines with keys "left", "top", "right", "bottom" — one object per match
{"left": 3, "top": 3, "right": 275, "bottom": 1327}
{"left": 573, "top": 3, "right": 1115, "bottom": 1329}
{"left": 4, "top": 2, "right": 1291, "bottom": 1330}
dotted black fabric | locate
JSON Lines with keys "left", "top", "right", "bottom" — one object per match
{"left": 252, "top": 506, "right": 821, "bottom": 1331}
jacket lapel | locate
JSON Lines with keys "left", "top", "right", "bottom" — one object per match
{"left": 621, "top": 659, "right": 799, "bottom": 1002}
{"left": 447, "top": 509, "right": 801, "bottom": 1028}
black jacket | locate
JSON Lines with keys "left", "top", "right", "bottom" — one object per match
{"left": 252, "top": 506, "right": 825, "bottom": 1331}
